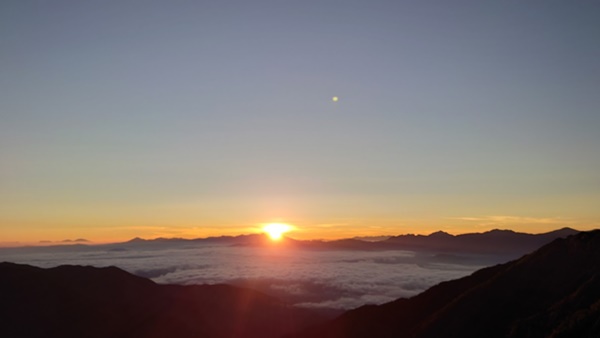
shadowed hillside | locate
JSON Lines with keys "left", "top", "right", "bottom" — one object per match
{"left": 291, "top": 230, "right": 600, "bottom": 338}
{"left": 0, "top": 263, "right": 325, "bottom": 338}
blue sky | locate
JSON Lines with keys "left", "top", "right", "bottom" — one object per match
{"left": 1, "top": 1, "right": 599, "bottom": 242}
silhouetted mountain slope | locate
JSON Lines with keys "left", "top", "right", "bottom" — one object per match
{"left": 0, "top": 263, "right": 324, "bottom": 338}
{"left": 292, "top": 230, "right": 600, "bottom": 338}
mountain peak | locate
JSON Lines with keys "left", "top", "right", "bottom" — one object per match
{"left": 428, "top": 231, "right": 453, "bottom": 238}
{"left": 487, "top": 228, "right": 516, "bottom": 234}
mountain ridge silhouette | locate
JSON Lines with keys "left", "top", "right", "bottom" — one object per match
{"left": 290, "top": 230, "right": 600, "bottom": 338}
{"left": 0, "top": 262, "right": 325, "bottom": 338}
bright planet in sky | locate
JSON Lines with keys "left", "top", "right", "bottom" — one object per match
{"left": 332, "top": 96, "right": 339, "bottom": 102}
{"left": 262, "top": 223, "right": 293, "bottom": 241}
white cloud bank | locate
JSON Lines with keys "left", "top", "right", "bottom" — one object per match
{"left": 1, "top": 244, "right": 499, "bottom": 310}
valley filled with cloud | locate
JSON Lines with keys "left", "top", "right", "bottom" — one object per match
{"left": 1, "top": 242, "right": 503, "bottom": 310}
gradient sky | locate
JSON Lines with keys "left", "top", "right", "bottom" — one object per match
{"left": 1, "top": 1, "right": 599, "bottom": 243}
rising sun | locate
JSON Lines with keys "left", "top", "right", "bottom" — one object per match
{"left": 263, "top": 223, "right": 293, "bottom": 241}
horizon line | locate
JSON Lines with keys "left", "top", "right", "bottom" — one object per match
{"left": 0, "top": 226, "right": 584, "bottom": 249}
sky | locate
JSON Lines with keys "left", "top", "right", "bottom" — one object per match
{"left": 1, "top": 1, "right": 599, "bottom": 243}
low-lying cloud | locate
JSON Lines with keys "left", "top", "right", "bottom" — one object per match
{"left": 0, "top": 243, "right": 502, "bottom": 310}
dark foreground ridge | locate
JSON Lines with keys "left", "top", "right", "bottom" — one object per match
{"left": 0, "top": 263, "right": 324, "bottom": 338}
{"left": 291, "top": 230, "right": 600, "bottom": 338}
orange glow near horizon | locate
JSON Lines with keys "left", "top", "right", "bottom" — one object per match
{"left": 1, "top": 217, "right": 597, "bottom": 247}
{"left": 262, "top": 223, "right": 294, "bottom": 241}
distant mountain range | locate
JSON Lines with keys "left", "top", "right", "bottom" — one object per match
{"left": 0, "top": 262, "right": 325, "bottom": 338}
{"left": 2, "top": 228, "right": 580, "bottom": 263}
{"left": 381, "top": 227, "right": 579, "bottom": 254}
{"left": 0, "top": 228, "right": 579, "bottom": 265}
{"left": 118, "top": 227, "right": 581, "bottom": 257}
{"left": 291, "top": 230, "right": 600, "bottom": 338}
{"left": 124, "top": 228, "right": 579, "bottom": 254}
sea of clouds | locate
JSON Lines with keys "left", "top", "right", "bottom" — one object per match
{"left": 0, "top": 243, "right": 500, "bottom": 310}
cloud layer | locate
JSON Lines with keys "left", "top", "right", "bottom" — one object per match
{"left": 1, "top": 244, "right": 500, "bottom": 310}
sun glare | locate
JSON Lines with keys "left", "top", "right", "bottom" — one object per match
{"left": 263, "top": 223, "right": 293, "bottom": 241}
